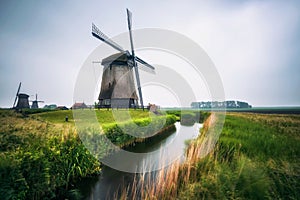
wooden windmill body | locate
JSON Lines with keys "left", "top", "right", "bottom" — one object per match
{"left": 16, "top": 93, "right": 30, "bottom": 109}
{"left": 12, "top": 82, "right": 30, "bottom": 109}
{"left": 99, "top": 52, "right": 138, "bottom": 108}
{"left": 92, "top": 9, "right": 155, "bottom": 109}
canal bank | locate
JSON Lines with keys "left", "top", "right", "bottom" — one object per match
{"left": 77, "top": 122, "right": 202, "bottom": 199}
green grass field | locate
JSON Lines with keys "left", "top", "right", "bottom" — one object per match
{"left": 122, "top": 112, "right": 300, "bottom": 200}
{"left": 1, "top": 109, "right": 300, "bottom": 199}
{"left": 33, "top": 109, "right": 153, "bottom": 124}
{"left": 0, "top": 109, "right": 176, "bottom": 199}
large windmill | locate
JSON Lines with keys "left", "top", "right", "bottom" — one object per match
{"left": 12, "top": 82, "right": 30, "bottom": 109}
{"left": 92, "top": 9, "right": 155, "bottom": 109}
{"left": 30, "top": 94, "right": 44, "bottom": 109}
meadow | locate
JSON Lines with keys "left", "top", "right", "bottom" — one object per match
{"left": 120, "top": 112, "right": 300, "bottom": 199}
{"left": 33, "top": 109, "right": 154, "bottom": 124}
{"left": 1, "top": 109, "right": 299, "bottom": 199}
{"left": 0, "top": 109, "right": 176, "bottom": 199}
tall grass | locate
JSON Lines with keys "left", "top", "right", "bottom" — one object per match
{"left": 116, "top": 112, "right": 300, "bottom": 199}
{"left": 0, "top": 110, "right": 100, "bottom": 199}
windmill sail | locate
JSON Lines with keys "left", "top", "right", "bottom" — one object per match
{"left": 92, "top": 23, "right": 124, "bottom": 52}
{"left": 126, "top": 8, "right": 145, "bottom": 109}
{"left": 92, "top": 9, "right": 155, "bottom": 109}
{"left": 135, "top": 56, "right": 155, "bottom": 70}
{"left": 13, "top": 82, "right": 21, "bottom": 108}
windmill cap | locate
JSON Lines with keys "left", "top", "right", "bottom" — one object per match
{"left": 18, "top": 93, "right": 29, "bottom": 98}
{"left": 102, "top": 52, "right": 131, "bottom": 66}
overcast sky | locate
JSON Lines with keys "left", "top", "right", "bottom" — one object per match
{"left": 0, "top": 0, "right": 299, "bottom": 108}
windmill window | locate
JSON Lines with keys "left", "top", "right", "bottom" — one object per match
{"left": 110, "top": 65, "right": 112, "bottom": 70}
{"left": 104, "top": 99, "right": 111, "bottom": 105}
{"left": 109, "top": 83, "right": 111, "bottom": 88}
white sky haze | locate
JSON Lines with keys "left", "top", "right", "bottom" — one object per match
{"left": 0, "top": 0, "right": 299, "bottom": 107}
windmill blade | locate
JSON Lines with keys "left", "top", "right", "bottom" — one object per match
{"left": 13, "top": 95, "right": 18, "bottom": 108}
{"left": 126, "top": 9, "right": 155, "bottom": 70}
{"left": 135, "top": 56, "right": 155, "bottom": 70}
{"left": 92, "top": 61, "right": 101, "bottom": 64}
{"left": 92, "top": 23, "right": 124, "bottom": 52}
{"left": 133, "top": 65, "right": 144, "bottom": 110}
{"left": 35, "top": 94, "right": 44, "bottom": 103}
{"left": 126, "top": 8, "right": 135, "bottom": 58}
{"left": 126, "top": 8, "right": 144, "bottom": 109}
{"left": 13, "top": 82, "right": 21, "bottom": 108}
{"left": 127, "top": 8, "right": 132, "bottom": 31}
{"left": 126, "top": 9, "right": 145, "bottom": 110}
{"left": 136, "top": 62, "right": 156, "bottom": 74}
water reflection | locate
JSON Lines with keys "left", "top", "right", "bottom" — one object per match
{"left": 79, "top": 122, "right": 202, "bottom": 199}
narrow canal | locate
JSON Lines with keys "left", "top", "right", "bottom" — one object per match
{"left": 78, "top": 122, "right": 202, "bottom": 199}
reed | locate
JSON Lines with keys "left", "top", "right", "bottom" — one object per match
{"left": 116, "top": 112, "right": 300, "bottom": 199}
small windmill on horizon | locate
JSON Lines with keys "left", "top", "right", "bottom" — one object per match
{"left": 92, "top": 8, "right": 155, "bottom": 110}
{"left": 30, "top": 94, "right": 44, "bottom": 109}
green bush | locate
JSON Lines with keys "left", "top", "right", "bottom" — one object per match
{"left": 166, "top": 110, "right": 210, "bottom": 123}
{"left": 103, "top": 115, "right": 177, "bottom": 147}
{"left": 22, "top": 108, "right": 55, "bottom": 115}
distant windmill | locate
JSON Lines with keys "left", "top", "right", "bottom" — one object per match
{"left": 30, "top": 94, "right": 44, "bottom": 109}
{"left": 12, "top": 82, "right": 30, "bottom": 109}
{"left": 92, "top": 8, "right": 155, "bottom": 109}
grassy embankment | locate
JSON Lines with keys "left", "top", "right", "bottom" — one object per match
{"left": 121, "top": 112, "right": 300, "bottom": 199}
{"left": 0, "top": 109, "right": 177, "bottom": 199}
{"left": 35, "top": 109, "right": 177, "bottom": 148}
